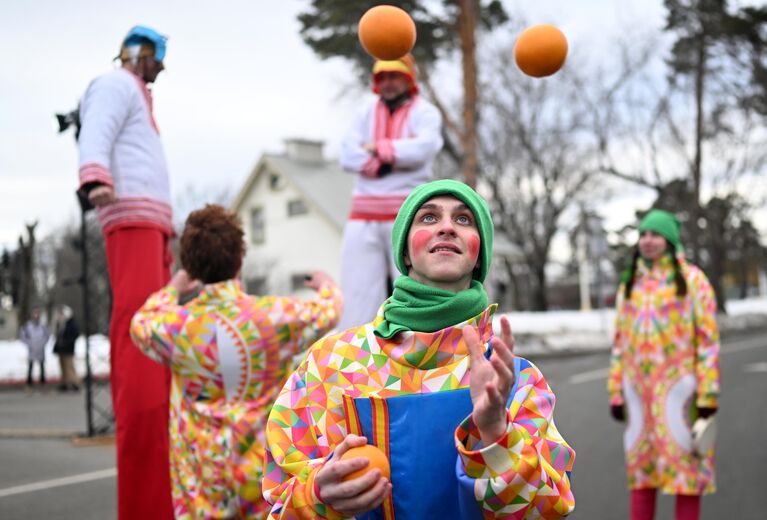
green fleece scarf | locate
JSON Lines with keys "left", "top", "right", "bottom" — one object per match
{"left": 374, "top": 275, "right": 489, "bottom": 339}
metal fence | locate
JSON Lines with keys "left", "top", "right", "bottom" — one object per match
{"left": 75, "top": 192, "right": 114, "bottom": 437}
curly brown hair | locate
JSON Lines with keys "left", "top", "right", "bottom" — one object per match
{"left": 180, "top": 204, "right": 244, "bottom": 283}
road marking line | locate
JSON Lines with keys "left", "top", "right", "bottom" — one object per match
{"left": 569, "top": 367, "right": 610, "bottom": 384}
{"left": 567, "top": 336, "right": 766, "bottom": 384}
{"left": 0, "top": 468, "right": 116, "bottom": 499}
{"left": 724, "top": 338, "right": 767, "bottom": 355}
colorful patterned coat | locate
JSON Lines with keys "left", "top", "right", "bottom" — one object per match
{"left": 130, "top": 279, "right": 342, "bottom": 519}
{"left": 608, "top": 254, "right": 720, "bottom": 495}
{"left": 263, "top": 305, "right": 576, "bottom": 519}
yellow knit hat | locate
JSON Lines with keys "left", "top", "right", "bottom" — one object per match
{"left": 372, "top": 54, "right": 418, "bottom": 94}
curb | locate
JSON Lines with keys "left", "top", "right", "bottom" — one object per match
{"left": 0, "top": 429, "right": 115, "bottom": 447}
{"left": 514, "top": 321, "right": 767, "bottom": 360}
{"left": 0, "top": 429, "right": 80, "bottom": 439}
{"left": 0, "top": 376, "right": 110, "bottom": 390}
{"left": 71, "top": 434, "right": 115, "bottom": 447}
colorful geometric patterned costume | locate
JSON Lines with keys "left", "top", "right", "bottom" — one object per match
{"left": 131, "top": 279, "right": 342, "bottom": 519}
{"left": 264, "top": 304, "right": 575, "bottom": 519}
{"left": 608, "top": 254, "right": 720, "bottom": 495}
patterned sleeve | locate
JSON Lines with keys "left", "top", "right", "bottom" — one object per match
{"left": 688, "top": 267, "right": 721, "bottom": 409}
{"left": 607, "top": 286, "right": 627, "bottom": 406}
{"left": 278, "top": 283, "right": 343, "bottom": 355}
{"left": 454, "top": 361, "right": 576, "bottom": 519}
{"left": 262, "top": 348, "right": 346, "bottom": 520}
{"left": 129, "top": 286, "right": 184, "bottom": 365}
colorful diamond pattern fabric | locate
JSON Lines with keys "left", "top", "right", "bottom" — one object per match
{"left": 263, "top": 304, "right": 575, "bottom": 519}
{"left": 131, "top": 279, "right": 342, "bottom": 519}
{"left": 608, "top": 254, "right": 720, "bottom": 495}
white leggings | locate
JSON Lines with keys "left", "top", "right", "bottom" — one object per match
{"left": 338, "top": 219, "right": 400, "bottom": 330}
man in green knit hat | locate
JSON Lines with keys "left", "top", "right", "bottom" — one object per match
{"left": 263, "top": 179, "right": 576, "bottom": 519}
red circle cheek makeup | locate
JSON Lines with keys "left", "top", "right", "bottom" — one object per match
{"left": 411, "top": 229, "right": 433, "bottom": 255}
{"left": 468, "top": 235, "right": 480, "bottom": 261}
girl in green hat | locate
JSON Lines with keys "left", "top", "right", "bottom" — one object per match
{"left": 608, "top": 209, "right": 721, "bottom": 520}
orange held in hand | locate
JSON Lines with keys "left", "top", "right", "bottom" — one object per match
{"left": 340, "top": 444, "right": 391, "bottom": 482}
{"left": 358, "top": 5, "right": 416, "bottom": 61}
{"left": 514, "top": 24, "right": 568, "bottom": 78}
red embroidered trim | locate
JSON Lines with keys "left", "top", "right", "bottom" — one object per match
{"left": 79, "top": 162, "right": 114, "bottom": 188}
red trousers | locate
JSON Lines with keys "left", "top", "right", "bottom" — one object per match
{"left": 631, "top": 489, "right": 701, "bottom": 520}
{"left": 105, "top": 227, "right": 173, "bottom": 520}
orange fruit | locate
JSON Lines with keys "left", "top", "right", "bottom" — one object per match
{"left": 358, "top": 5, "right": 417, "bottom": 61}
{"left": 514, "top": 24, "right": 568, "bottom": 78}
{"left": 339, "top": 444, "right": 391, "bottom": 482}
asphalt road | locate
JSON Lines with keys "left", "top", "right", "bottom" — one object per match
{"left": 0, "top": 332, "right": 764, "bottom": 519}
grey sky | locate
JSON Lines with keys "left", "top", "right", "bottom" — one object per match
{"left": 1, "top": 0, "right": 666, "bottom": 250}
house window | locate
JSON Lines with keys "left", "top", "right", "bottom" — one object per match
{"left": 245, "top": 276, "right": 268, "bottom": 295}
{"left": 250, "top": 207, "right": 265, "bottom": 244}
{"left": 270, "top": 174, "right": 283, "bottom": 190}
{"left": 287, "top": 199, "right": 308, "bottom": 217}
{"left": 290, "top": 273, "right": 310, "bottom": 291}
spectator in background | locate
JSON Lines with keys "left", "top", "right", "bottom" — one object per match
{"left": 20, "top": 306, "right": 49, "bottom": 388}
{"left": 53, "top": 305, "right": 80, "bottom": 392}
{"left": 608, "top": 209, "right": 720, "bottom": 520}
{"left": 131, "top": 205, "right": 342, "bottom": 519}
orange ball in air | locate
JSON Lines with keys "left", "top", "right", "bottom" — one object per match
{"left": 340, "top": 444, "right": 391, "bottom": 482}
{"left": 514, "top": 24, "right": 568, "bottom": 78}
{"left": 358, "top": 5, "right": 417, "bottom": 60}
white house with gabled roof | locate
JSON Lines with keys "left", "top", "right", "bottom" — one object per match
{"left": 231, "top": 139, "right": 353, "bottom": 297}
{"left": 231, "top": 138, "right": 523, "bottom": 307}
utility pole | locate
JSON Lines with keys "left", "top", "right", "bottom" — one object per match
{"left": 577, "top": 230, "right": 591, "bottom": 312}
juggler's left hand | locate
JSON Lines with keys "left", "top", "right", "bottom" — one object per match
{"left": 464, "top": 315, "right": 515, "bottom": 447}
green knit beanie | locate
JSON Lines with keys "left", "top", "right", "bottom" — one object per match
{"left": 639, "top": 209, "right": 683, "bottom": 252}
{"left": 392, "top": 179, "right": 494, "bottom": 282}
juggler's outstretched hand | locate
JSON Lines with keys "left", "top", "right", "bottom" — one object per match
{"left": 464, "top": 315, "right": 515, "bottom": 447}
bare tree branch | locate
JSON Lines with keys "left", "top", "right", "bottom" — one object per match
{"left": 598, "top": 166, "right": 664, "bottom": 191}
{"left": 419, "top": 66, "right": 464, "bottom": 149}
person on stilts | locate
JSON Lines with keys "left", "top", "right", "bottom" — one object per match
{"left": 77, "top": 25, "right": 174, "bottom": 518}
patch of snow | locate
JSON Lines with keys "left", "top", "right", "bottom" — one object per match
{"left": 726, "top": 297, "right": 767, "bottom": 315}
{"left": 494, "top": 296, "right": 767, "bottom": 356}
{"left": 2, "top": 297, "right": 765, "bottom": 381}
{"left": 0, "top": 335, "right": 110, "bottom": 384}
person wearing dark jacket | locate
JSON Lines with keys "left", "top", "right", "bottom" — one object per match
{"left": 53, "top": 305, "right": 80, "bottom": 391}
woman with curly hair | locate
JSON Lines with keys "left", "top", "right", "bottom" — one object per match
{"left": 131, "top": 204, "right": 342, "bottom": 519}
{"left": 608, "top": 209, "right": 720, "bottom": 520}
